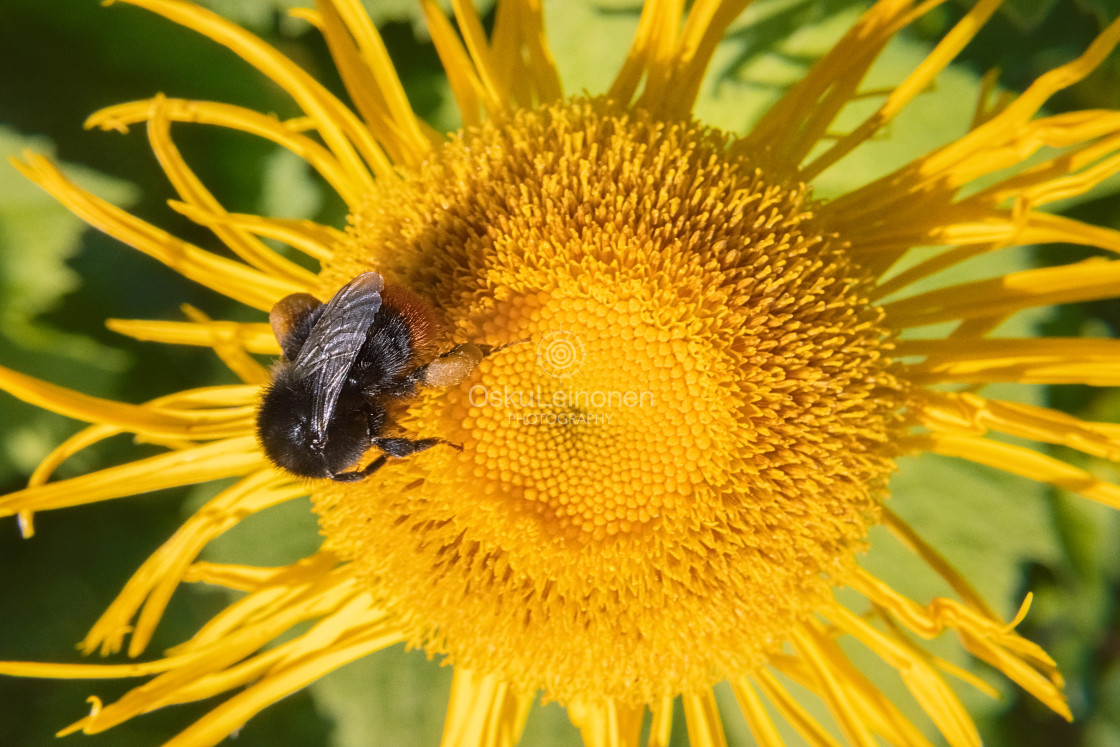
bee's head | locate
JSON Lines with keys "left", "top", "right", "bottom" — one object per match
{"left": 256, "top": 369, "right": 376, "bottom": 480}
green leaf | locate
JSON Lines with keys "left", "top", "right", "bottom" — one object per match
{"left": 0, "top": 128, "right": 138, "bottom": 480}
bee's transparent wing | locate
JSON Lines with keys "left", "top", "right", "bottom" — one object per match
{"left": 289, "top": 272, "right": 385, "bottom": 440}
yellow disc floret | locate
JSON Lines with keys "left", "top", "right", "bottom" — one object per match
{"left": 315, "top": 98, "right": 904, "bottom": 705}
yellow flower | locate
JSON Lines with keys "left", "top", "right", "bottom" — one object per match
{"left": 2, "top": 0, "right": 1120, "bottom": 745}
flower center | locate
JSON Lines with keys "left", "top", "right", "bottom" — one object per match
{"left": 314, "top": 98, "right": 903, "bottom": 705}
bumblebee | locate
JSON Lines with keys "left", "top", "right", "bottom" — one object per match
{"left": 256, "top": 272, "right": 491, "bottom": 482}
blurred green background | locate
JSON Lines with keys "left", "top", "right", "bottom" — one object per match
{"left": 0, "top": 0, "right": 1118, "bottom": 744}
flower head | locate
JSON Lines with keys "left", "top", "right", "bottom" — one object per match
{"left": 3, "top": 1, "right": 1120, "bottom": 745}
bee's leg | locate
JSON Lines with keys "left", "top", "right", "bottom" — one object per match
{"left": 373, "top": 436, "right": 463, "bottom": 457}
{"left": 330, "top": 454, "right": 388, "bottom": 482}
{"left": 411, "top": 339, "right": 531, "bottom": 389}
{"left": 409, "top": 343, "right": 486, "bottom": 388}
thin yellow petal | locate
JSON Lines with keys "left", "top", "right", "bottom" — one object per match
{"left": 925, "top": 16, "right": 1120, "bottom": 177}
{"left": 900, "top": 337, "right": 1120, "bottom": 386}
{"left": 828, "top": 16, "right": 1120, "bottom": 223}
{"left": 12, "top": 153, "right": 298, "bottom": 310}
{"left": 169, "top": 200, "right": 340, "bottom": 262}
{"left": 106, "top": 318, "right": 278, "bottom": 355}
{"left": 319, "top": 0, "right": 438, "bottom": 156}
{"left": 180, "top": 305, "right": 271, "bottom": 385}
{"left": 637, "top": 0, "right": 753, "bottom": 119}
{"left": 848, "top": 569, "right": 1071, "bottom": 720}
{"left": 144, "top": 97, "right": 318, "bottom": 287}
{"left": 440, "top": 668, "right": 531, "bottom": 747}
{"left": 881, "top": 507, "right": 996, "bottom": 619}
{"left": 491, "top": 0, "right": 563, "bottom": 105}
{"left": 823, "top": 602, "right": 981, "bottom": 747}
{"left": 743, "top": 0, "right": 928, "bottom": 167}
{"left": 82, "top": 471, "right": 304, "bottom": 657}
{"left": 66, "top": 587, "right": 397, "bottom": 739}
{"left": 420, "top": 0, "right": 488, "bottom": 126}
{"left": 753, "top": 671, "right": 843, "bottom": 747}
{"left": 115, "top": 0, "right": 388, "bottom": 183}
{"left": 0, "top": 660, "right": 176, "bottom": 679}
{"left": 884, "top": 257, "right": 1120, "bottom": 326}
{"left": 566, "top": 698, "right": 643, "bottom": 747}
{"left": 450, "top": 0, "right": 504, "bottom": 109}
{"left": 0, "top": 363, "right": 251, "bottom": 437}
{"left": 916, "top": 389, "right": 1120, "bottom": 461}
{"left": 87, "top": 98, "right": 364, "bottom": 206}
{"left": 788, "top": 626, "right": 879, "bottom": 747}
{"left": 925, "top": 433, "right": 1120, "bottom": 509}
{"left": 782, "top": 622, "right": 938, "bottom": 747}
{"left": 293, "top": 3, "right": 433, "bottom": 167}
{"left": 976, "top": 126, "right": 1120, "bottom": 207}
{"left": 608, "top": 0, "right": 684, "bottom": 105}
{"left": 648, "top": 696, "right": 674, "bottom": 747}
{"left": 682, "top": 689, "right": 728, "bottom": 747}
{"left": 183, "top": 561, "right": 287, "bottom": 591}
{"left": 803, "top": 0, "right": 1001, "bottom": 180}
{"left": 160, "top": 623, "right": 401, "bottom": 747}
{"left": 728, "top": 678, "right": 785, "bottom": 747}
{"left": 0, "top": 436, "right": 263, "bottom": 515}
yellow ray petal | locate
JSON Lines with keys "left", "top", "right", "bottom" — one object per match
{"left": 107, "top": 318, "right": 278, "bottom": 355}
{"left": 845, "top": 205, "right": 1120, "bottom": 268}
{"left": 420, "top": 0, "right": 489, "bottom": 126}
{"left": 608, "top": 0, "right": 683, "bottom": 105}
{"left": 12, "top": 153, "right": 298, "bottom": 310}
{"left": 899, "top": 337, "right": 1120, "bottom": 386}
{"left": 752, "top": 671, "right": 844, "bottom": 747}
{"left": 115, "top": 0, "right": 389, "bottom": 183}
{"left": 440, "top": 668, "right": 531, "bottom": 747}
{"left": 848, "top": 569, "right": 1071, "bottom": 720}
{"left": 158, "top": 623, "right": 402, "bottom": 747}
{"left": 179, "top": 305, "right": 271, "bottom": 385}
{"left": 66, "top": 589, "right": 398, "bottom": 740}
{"left": 648, "top": 696, "right": 674, "bottom": 747}
{"left": 87, "top": 98, "right": 364, "bottom": 206}
{"left": 27, "top": 424, "right": 118, "bottom": 489}
{"left": 924, "top": 16, "right": 1120, "bottom": 177}
{"left": 728, "top": 678, "right": 785, "bottom": 747}
{"left": 292, "top": 3, "right": 434, "bottom": 167}
{"left": 925, "top": 433, "right": 1120, "bottom": 508}
{"left": 682, "top": 689, "right": 728, "bottom": 747}
{"left": 803, "top": 0, "right": 1001, "bottom": 181}
{"left": 450, "top": 0, "right": 504, "bottom": 109}
{"left": 0, "top": 363, "right": 252, "bottom": 437}
{"left": 0, "top": 436, "right": 264, "bottom": 515}
{"left": 884, "top": 257, "right": 1120, "bottom": 327}
{"left": 916, "top": 389, "right": 1120, "bottom": 461}
{"left": 881, "top": 507, "right": 996, "bottom": 618}
{"left": 871, "top": 244, "right": 995, "bottom": 299}
{"left": 170, "top": 556, "right": 354, "bottom": 654}
{"left": 144, "top": 97, "right": 319, "bottom": 287}
{"left": 316, "top": 0, "right": 438, "bottom": 156}
{"left": 784, "top": 621, "right": 938, "bottom": 747}
{"left": 973, "top": 126, "right": 1120, "bottom": 207}
{"left": 183, "top": 561, "right": 289, "bottom": 591}
{"left": 169, "top": 200, "right": 341, "bottom": 262}
{"left": 823, "top": 602, "right": 981, "bottom": 747}
{"left": 637, "top": 0, "right": 753, "bottom": 119}
{"left": 788, "top": 626, "right": 879, "bottom": 747}
{"left": 0, "top": 659, "right": 178, "bottom": 680}
{"left": 743, "top": 0, "right": 930, "bottom": 167}
{"left": 490, "top": 0, "right": 563, "bottom": 106}
{"left": 827, "top": 16, "right": 1120, "bottom": 221}
{"left": 566, "top": 697, "right": 643, "bottom": 747}
{"left": 82, "top": 471, "right": 305, "bottom": 658}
